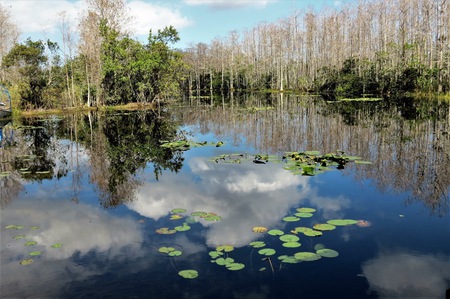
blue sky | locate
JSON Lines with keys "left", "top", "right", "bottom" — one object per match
{"left": 1, "top": 0, "right": 354, "bottom": 49}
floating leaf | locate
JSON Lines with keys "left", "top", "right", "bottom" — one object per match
{"left": 24, "top": 241, "right": 37, "bottom": 246}
{"left": 209, "top": 251, "right": 223, "bottom": 259}
{"left": 29, "top": 251, "right": 41, "bottom": 256}
{"left": 278, "top": 255, "right": 298, "bottom": 264}
{"left": 168, "top": 250, "right": 182, "bottom": 257}
{"left": 314, "top": 243, "right": 326, "bottom": 251}
{"left": 216, "top": 257, "right": 234, "bottom": 266}
{"left": 178, "top": 270, "right": 198, "bottom": 279}
{"left": 170, "top": 214, "right": 183, "bottom": 220}
{"left": 174, "top": 223, "right": 191, "bottom": 231}
{"left": 159, "top": 247, "right": 175, "bottom": 253}
{"left": 296, "top": 207, "right": 316, "bottom": 213}
{"left": 5, "top": 225, "right": 16, "bottom": 229}
{"left": 294, "top": 252, "right": 321, "bottom": 261}
{"left": 283, "top": 216, "right": 300, "bottom": 222}
{"left": 191, "top": 211, "right": 207, "bottom": 217}
{"left": 313, "top": 223, "right": 336, "bottom": 231}
{"left": 29, "top": 226, "right": 40, "bottom": 230}
{"left": 20, "top": 259, "right": 33, "bottom": 265}
{"left": 268, "top": 229, "right": 284, "bottom": 236}
{"left": 295, "top": 212, "right": 313, "bottom": 218}
{"left": 204, "top": 214, "right": 222, "bottom": 221}
{"left": 216, "top": 245, "right": 234, "bottom": 252}
{"left": 226, "top": 263, "right": 245, "bottom": 271}
{"left": 282, "top": 242, "right": 301, "bottom": 248}
{"left": 171, "top": 208, "right": 187, "bottom": 214}
{"left": 316, "top": 248, "right": 339, "bottom": 258}
{"left": 252, "top": 226, "right": 268, "bottom": 233}
{"left": 13, "top": 235, "right": 25, "bottom": 240}
{"left": 155, "top": 227, "right": 176, "bottom": 235}
{"left": 215, "top": 141, "right": 224, "bottom": 147}
{"left": 51, "top": 243, "right": 63, "bottom": 248}
{"left": 258, "top": 248, "right": 276, "bottom": 256}
{"left": 326, "top": 219, "right": 358, "bottom": 226}
{"left": 249, "top": 241, "right": 266, "bottom": 248}
{"left": 279, "top": 234, "right": 299, "bottom": 243}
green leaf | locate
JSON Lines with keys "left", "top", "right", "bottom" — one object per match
{"left": 216, "top": 245, "right": 234, "bottom": 252}
{"left": 313, "top": 223, "right": 336, "bottom": 231}
{"left": 159, "top": 246, "right": 175, "bottom": 253}
{"left": 279, "top": 234, "right": 299, "bottom": 242}
{"left": 326, "top": 219, "right": 358, "bottom": 226}
{"left": 249, "top": 241, "right": 266, "bottom": 248}
{"left": 294, "top": 252, "right": 321, "bottom": 261}
{"left": 295, "top": 212, "right": 313, "bottom": 218}
{"left": 51, "top": 243, "right": 63, "bottom": 248}
{"left": 209, "top": 251, "right": 223, "bottom": 259}
{"left": 13, "top": 235, "right": 25, "bottom": 240}
{"left": 258, "top": 248, "right": 276, "bottom": 256}
{"left": 24, "top": 241, "right": 37, "bottom": 246}
{"left": 29, "top": 226, "right": 40, "bottom": 230}
{"left": 296, "top": 207, "right": 316, "bottom": 213}
{"left": 268, "top": 229, "right": 284, "bottom": 236}
{"left": 216, "top": 257, "right": 234, "bottom": 266}
{"left": 168, "top": 250, "right": 182, "bottom": 257}
{"left": 316, "top": 248, "right": 339, "bottom": 258}
{"left": 178, "top": 269, "right": 198, "bottom": 279}
{"left": 20, "top": 259, "right": 33, "bottom": 265}
{"left": 29, "top": 251, "right": 41, "bottom": 256}
{"left": 171, "top": 208, "right": 187, "bottom": 214}
{"left": 283, "top": 216, "right": 300, "bottom": 222}
{"left": 282, "top": 242, "right": 301, "bottom": 248}
{"left": 226, "top": 263, "right": 245, "bottom": 271}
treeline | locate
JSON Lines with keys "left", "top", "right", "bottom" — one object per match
{"left": 184, "top": 0, "right": 449, "bottom": 98}
{"left": 0, "top": 0, "right": 449, "bottom": 111}
{"left": 0, "top": 0, "right": 183, "bottom": 110}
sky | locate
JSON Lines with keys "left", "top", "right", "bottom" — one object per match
{"left": 0, "top": 0, "right": 354, "bottom": 49}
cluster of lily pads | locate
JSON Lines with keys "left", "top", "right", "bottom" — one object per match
{"left": 210, "top": 150, "right": 372, "bottom": 176}
{"left": 4, "top": 224, "right": 63, "bottom": 266}
{"left": 160, "top": 140, "right": 224, "bottom": 151}
{"left": 155, "top": 208, "right": 223, "bottom": 235}
{"left": 151, "top": 206, "right": 369, "bottom": 280}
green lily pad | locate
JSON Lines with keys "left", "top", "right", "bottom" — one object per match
{"left": 313, "top": 223, "right": 336, "bottom": 231}
{"left": 13, "top": 235, "right": 25, "bottom": 240}
{"left": 29, "top": 226, "right": 40, "bottom": 230}
{"left": 209, "top": 251, "right": 223, "bottom": 259}
{"left": 191, "top": 211, "right": 207, "bottom": 217}
{"left": 279, "top": 234, "right": 299, "bottom": 242}
{"left": 24, "top": 241, "right": 37, "bottom": 246}
{"left": 20, "top": 259, "right": 33, "bottom": 265}
{"left": 268, "top": 229, "right": 284, "bottom": 236}
{"left": 283, "top": 216, "right": 300, "bottom": 222}
{"left": 314, "top": 243, "right": 326, "bottom": 251}
{"left": 29, "top": 251, "right": 41, "bottom": 256}
{"left": 178, "top": 269, "right": 198, "bottom": 279}
{"left": 226, "top": 263, "right": 245, "bottom": 271}
{"left": 316, "top": 248, "right": 339, "bottom": 258}
{"left": 295, "top": 212, "right": 313, "bottom": 218}
{"left": 296, "top": 207, "right": 316, "bottom": 213}
{"left": 258, "top": 248, "right": 276, "bottom": 256}
{"left": 249, "top": 241, "right": 266, "bottom": 248}
{"left": 159, "top": 246, "right": 175, "bottom": 253}
{"left": 278, "top": 255, "right": 298, "bottom": 264}
{"left": 216, "top": 257, "right": 234, "bottom": 266}
{"left": 216, "top": 245, "right": 234, "bottom": 252}
{"left": 171, "top": 208, "right": 187, "bottom": 214}
{"left": 168, "top": 250, "right": 182, "bottom": 257}
{"left": 51, "top": 243, "right": 63, "bottom": 248}
{"left": 294, "top": 252, "right": 321, "bottom": 261}
{"left": 282, "top": 241, "right": 301, "bottom": 248}
{"left": 204, "top": 214, "right": 222, "bottom": 221}
{"left": 174, "top": 223, "right": 191, "bottom": 231}
{"left": 326, "top": 219, "right": 358, "bottom": 226}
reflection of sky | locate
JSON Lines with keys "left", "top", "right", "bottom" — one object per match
{"left": 128, "top": 157, "right": 351, "bottom": 247}
{"left": 0, "top": 200, "right": 145, "bottom": 298}
{"left": 362, "top": 252, "right": 450, "bottom": 298}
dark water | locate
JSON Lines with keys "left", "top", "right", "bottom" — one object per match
{"left": 1, "top": 94, "right": 449, "bottom": 299}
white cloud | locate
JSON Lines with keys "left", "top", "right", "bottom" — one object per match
{"left": 128, "top": 1, "right": 192, "bottom": 36}
{"left": 184, "top": 0, "right": 274, "bottom": 9}
{"left": 1, "top": 0, "right": 82, "bottom": 36}
{"left": 362, "top": 252, "right": 450, "bottom": 298}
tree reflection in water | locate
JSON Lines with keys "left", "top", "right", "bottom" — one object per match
{"left": 0, "top": 94, "right": 448, "bottom": 215}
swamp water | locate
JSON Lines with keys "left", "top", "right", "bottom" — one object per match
{"left": 1, "top": 94, "right": 449, "bottom": 299}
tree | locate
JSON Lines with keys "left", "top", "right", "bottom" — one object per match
{"left": 0, "top": 4, "right": 19, "bottom": 82}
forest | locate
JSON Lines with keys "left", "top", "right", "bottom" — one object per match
{"left": 0, "top": 0, "right": 449, "bottom": 111}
